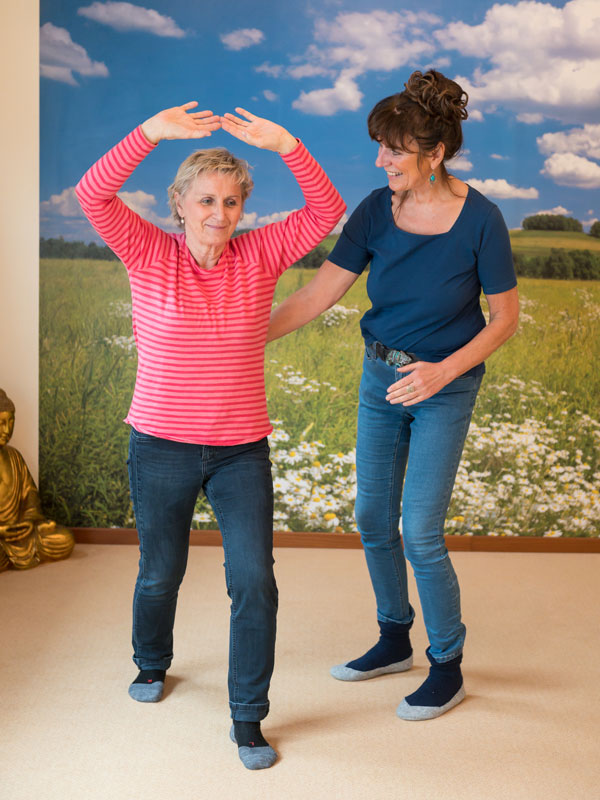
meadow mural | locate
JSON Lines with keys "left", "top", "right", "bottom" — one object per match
{"left": 40, "top": 0, "right": 600, "bottom": 536}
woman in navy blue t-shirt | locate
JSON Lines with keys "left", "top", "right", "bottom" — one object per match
{"left": 267, "top": 70, "right": 519, "bottom": 720}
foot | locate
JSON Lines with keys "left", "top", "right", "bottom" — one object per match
{"left": 230, "top": 721, "right": 277, "bottom": 770}
{"left": 330, "top": 619, "right": 413, "bottom": 682}
{"left": 128, "top": 669, "right": 166, "bottom": 703}
{"left": 396, "top": 648, "right": 464, "bottom": 720}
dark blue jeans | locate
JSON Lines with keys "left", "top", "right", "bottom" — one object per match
{"left": 127, "top": 429, "right": 277, "bottom": 721}
{"left": 355, "top": 347, "right": 482, "bottom": 662}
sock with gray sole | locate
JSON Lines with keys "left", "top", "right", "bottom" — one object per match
{"left": 230, "top": 721, "right": 277, "bottom": 770}
{"left": 128, "top": 669, "right": 166, "bottom": 703}
{"left": 396, "top": 647, "right": 464, "bottom": 720}
{"left": 330, "top": 619, "right": 413, "bottom": 681}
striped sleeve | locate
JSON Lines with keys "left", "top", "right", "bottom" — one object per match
{"left": 246, "top": 141, "right": 346, "bottom": 278}
{"left": 75, "top": 126, "right": 172, "bottom": 272}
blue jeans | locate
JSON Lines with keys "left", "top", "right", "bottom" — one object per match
{"left": 355, "top": 346, "right": 482, "bottom": 662}
{"left": 127, "top": 429, "right": 277, "bottom": 721}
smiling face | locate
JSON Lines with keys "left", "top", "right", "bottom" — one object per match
{"left": 375, "top": 140, "right": 431, "bottom": 193}
{"left": 0, "top": 412, "right": 15, "bottom": 448}
{"left": 175, "top": 171, "right": 243, "bottom": 252}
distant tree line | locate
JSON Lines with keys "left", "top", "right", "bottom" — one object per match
{"left": 522, "top": 214, "right": 583, "bottom": 232}
{"left": 513, "top": 249, "right": 600, "bottom": 279}
{"left": 40, "top": 237, "right": 119, "bottom": 260}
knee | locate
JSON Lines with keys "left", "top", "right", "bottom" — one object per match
{"left": 230, "top": 559, "right": 278, "bottom": 605}
{"left": 355, "top": 497, "right": 398, "bottom": 544}
{"left": 402, "top": 525, "right": 447, "bottom": 567}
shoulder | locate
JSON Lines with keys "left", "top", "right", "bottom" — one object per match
{"left": 464, "top": 185, "right": 501, "bottom": 218}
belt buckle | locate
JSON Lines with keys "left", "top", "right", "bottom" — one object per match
{"left": 385, "top": 348, "right": 413, "bottom": 367}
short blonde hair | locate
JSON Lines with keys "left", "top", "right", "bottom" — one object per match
{"left": 167, "top": 148, "right": 254, "bottom": 228}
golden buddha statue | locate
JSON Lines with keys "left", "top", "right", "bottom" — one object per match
{"left": 0, "top": 389, "right": 74, "bottom": 571}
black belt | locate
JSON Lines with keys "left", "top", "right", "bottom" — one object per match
{"left": 373, "top": 341, "right": 417, "bottom": 367}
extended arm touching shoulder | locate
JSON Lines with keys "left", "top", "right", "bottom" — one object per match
{"left": 267, "top": 260, "right": 360, "bottom": 342}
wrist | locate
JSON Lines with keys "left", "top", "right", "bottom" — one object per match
{"left": 277, "top": 133, "right": 298, "bottom": 155}
{"left": 141, "top": 119, "right": 161, "bottom": 145}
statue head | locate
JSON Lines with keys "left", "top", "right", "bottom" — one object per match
{"left": 0, "top": 390, "right": 15, "bottom": 447}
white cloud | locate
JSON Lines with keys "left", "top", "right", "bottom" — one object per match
{"left": 434, "top": 0, "right": 600, "bottom": 123}
{"left": 447, "top": 150, "right": 473, "bottom": 171}
{"left": 292, "top": 69, "right": 363, "bottom": 116}
{"left": 290, "top": 10, "right": 440, "bottom": 115}
{"left": 118, "top": 190, "right": 178, "bottom": 229}
{"left": 255, "top": 62, "right": 283, "bottom": 78}
{"left": 468, "top": 178, "right": 539, "bottom": 199}
{"left": 263, "top": 90, "right": 278, "bottom": 102}
{"left": 491, "top": 154, "right": 509, "bottom": 160}
{"left": 40, "top": 22, "right": 108, "bottom": 85}
{"left": 534, "top": 205, "right": 572, "bottom": 216}
{"left": 77, "top": 2, "right": 185, "bottom": 37}
{"left": 541, "top": 153, "right": 600, "bottom": 189}
{"left": 40, "top": 187, "right": 82, "bottom": 217}
{"left": 257, "top": 210, "right": 297, "bottom": 225}
{"left": 221, "top": 28, "right": 264, "bottom": 51}
{"left": 468, "top": 109, "right": 484, "bottom": 122}
{"left": 517, "top": 113, "right": 544, "bottom": 125}
{"left": 287, "top": 63, "right": 334, "bottom": 80}
{"left": 537, "top": 124, "right": 600, "bottom": 160}
{"left": 332, "top": 213, "right": 348, "bottom": 235}
{"left": 239, "top": 212, "right": 258, "bottom": 229}
{"left": 582, "top": 216, "right": 598, "bottom": 230}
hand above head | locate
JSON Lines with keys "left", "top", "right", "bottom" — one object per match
{"left": 141, "top": 102, "right": 221, "bottom": 145}
{"left": 221, "top": 108, "right": 297, "bottom": 154}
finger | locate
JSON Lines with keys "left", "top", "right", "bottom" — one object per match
{"left": 181, "top": 101, "right": 199, "bottom": 110}
{"left": 234, "top": 107, "right": 258, "bottom": 121}
{"left": 220, "top": 119, "right": 248, "bottom": 141}
{"left": 396, "top": 364, "right": 416, "bottom": 374}
{"left": 189, "top": 109, "right": 216, "bottom": 119}
{"left": 222, "top": 112, "right": 248, "bottom": 127}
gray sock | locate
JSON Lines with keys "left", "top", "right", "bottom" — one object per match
{"left": 230, "top": 725, "right": 278, "bottom": 770}
{"left": 128, "top": 669, "right": 165, "bottom": 703}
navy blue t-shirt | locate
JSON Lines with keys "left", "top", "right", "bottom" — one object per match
{"left": 328, "top": 185, "right": 517, "bottom": 375}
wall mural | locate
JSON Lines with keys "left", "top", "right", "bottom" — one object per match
{"left": 40, "top": 0, "right": 600, "bottom": 537}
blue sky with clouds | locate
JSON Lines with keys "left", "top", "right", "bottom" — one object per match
{"left": 40, "top": 0, "right": 600, "bottom": 241}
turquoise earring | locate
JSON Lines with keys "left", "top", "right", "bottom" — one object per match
{"left": 429, "top": 173, "right": 436, "bottom": 184}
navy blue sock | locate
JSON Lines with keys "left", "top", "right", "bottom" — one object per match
{"left": 233, "top": 721, "right": 268, "bottom": 749}
{"left": 132, "top": 669, "right": 166, "bottom": 685}
{"left": 405, "top": 647, "right": 463, "bottom": 707}
{"left": 346, "top": 620, "right": 413, "bottom": 671}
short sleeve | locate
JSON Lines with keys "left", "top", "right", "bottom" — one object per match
{"left": 327, "top": 196, "right": 372, "bottom": 275}
{"left": 478, "top": 204, "right": 517, "bottom": 294}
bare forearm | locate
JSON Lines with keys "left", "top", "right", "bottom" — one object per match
{"left": 440, "top": 314, "right": 518, "bottom": 382}
{"left": 267, "top": 286, "right": 327, "bottom": 342}
{"left": 267, "top": 260, "right": 359, "bottom": 342}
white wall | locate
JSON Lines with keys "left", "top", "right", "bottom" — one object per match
{"left": 0, "top": 1, "right": 39, "bottom": 479}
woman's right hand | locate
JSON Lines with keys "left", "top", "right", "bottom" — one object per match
{"left": 141, "top": 102, "right": 221, "bottom": 145}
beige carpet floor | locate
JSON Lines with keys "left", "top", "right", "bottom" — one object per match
{"left": 2, "top": 544, "right": 599, "bottom": 800}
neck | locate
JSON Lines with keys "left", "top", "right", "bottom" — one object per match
{"left": 184, "top": 234, "right": 227, "bottom": 269}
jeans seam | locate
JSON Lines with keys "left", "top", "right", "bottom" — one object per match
{"left": 388, "top": 416, "right": 410, "bottom": 619}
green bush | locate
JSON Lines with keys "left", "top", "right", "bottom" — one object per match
{"left": 589, "top": 221, "right": 600, "bottom": 239}
{"left": 513, "top": 249, "right": 600, "bottom": 279}
{"left": 291, "top": 243, "right": 329, "bottom": 269}
{"left": 522, "top": 214, "right": 583, "bottom": 232}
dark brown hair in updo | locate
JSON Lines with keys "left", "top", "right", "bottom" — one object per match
{"left": 367, "top": 69, "right": 469, "bottom": 186}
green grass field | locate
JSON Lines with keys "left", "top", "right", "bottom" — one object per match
{"left": 39, "top": 258, "right": 600, "bottom": 537}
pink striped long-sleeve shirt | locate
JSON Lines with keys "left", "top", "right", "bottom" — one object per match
{"left": 75, "top": 126, "right": 345, "bottom": 445}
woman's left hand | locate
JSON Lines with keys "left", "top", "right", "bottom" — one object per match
{"left": 386, "top": 360, "right": 451, "bottom": 406}
{"left": 221, "top": 108, "right": 297, "bottom": 154}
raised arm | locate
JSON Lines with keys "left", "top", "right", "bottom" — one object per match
{"left": 75, "top": 102, "right": 220, "bottom": 269}
{"left": 267, "top": 260, "right": 359, "bottom": 342}
{"left": 221, "top": 108, "right": 346, "bottom": 276}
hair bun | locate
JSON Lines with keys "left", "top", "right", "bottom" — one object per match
{"left": 403, "top": 70, "right": 468, "bottom": 123}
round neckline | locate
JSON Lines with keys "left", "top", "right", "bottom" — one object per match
{"left": 386, "top": 185, "right": 470, "bottom": 238}
{"left": 178, "top": 233, "right": 231, "bottom": 274}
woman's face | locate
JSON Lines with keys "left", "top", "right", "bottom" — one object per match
{"left": 375, "top": 140, "right": 429, "bottom": 193}
{"left": 175, "top": 172, "right": 243, "bottom": 250}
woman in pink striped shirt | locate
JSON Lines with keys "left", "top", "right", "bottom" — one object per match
{"left": 76, "top": 102, "right": 345, "bottom": 770}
